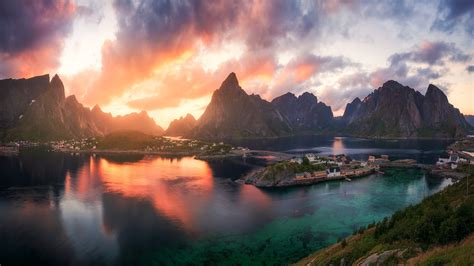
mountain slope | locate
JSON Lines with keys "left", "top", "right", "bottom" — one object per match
{"left": 296, "top": 170, "right": 474, "bottom": 265}
{"left": 1, "top": 74, "right": 163, "bottom": 141}
{"left": 193, "top": 73, "right": 292, "bottom": 139}
{"left": 0, "top": 74, "right": 50, "bottom": 129}
{"left": 271, "top": 92, "right": 333, "bottom": 131}
{"left": 341, "top": 80, "right": 470, "bottom": 138}
{"left": 91, "top": 106, "right": 164, "bottom": 136}
{"left": 165, "top": 114, "right": 197, "bottom": 136}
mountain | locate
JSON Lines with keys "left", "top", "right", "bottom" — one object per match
{"left": 91, "top": 106, "right": 163, "bottom": 136}
{"left": 0, "top": 74, "right": 163, "bottom": 141}
{"left": 341, "top": 80, "right": 470, "bottom": 138}
{"left": 466, "top": 115, "right": 474, "bottom": 127}
{"left": 0, "top": 74, "right": 50, "bottom": 129}
{"left": 192, "top": 73, "right": 292, "bottom": 139}
{"left": 271, "top": 92, "right": 333, "bottom": 131}
{"left": 165, "top": 114, "right": 197, "bottom": 136}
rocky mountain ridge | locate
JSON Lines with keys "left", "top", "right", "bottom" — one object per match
{"left": 165, "top": 114, "right": 197, "bottom": 136}
{"left": 341, "top": 80, "right": 470, "bottom": 138}
{"left": 0, "top": 74, "right": 163, "bottom": 141}
{"left": 1, "top": 72, "right": 470, "bottom": 141}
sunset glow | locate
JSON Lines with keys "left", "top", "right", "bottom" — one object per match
{"left": 1, "top": 0, "right": 473, "bottom": 128}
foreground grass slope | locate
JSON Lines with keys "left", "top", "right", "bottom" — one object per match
{"left": 296, "top": 169, "right": 474, "bottom": 265}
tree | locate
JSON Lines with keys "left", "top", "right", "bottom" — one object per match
{"left": 302, "top": 156, "right": 310, "bottom": 165}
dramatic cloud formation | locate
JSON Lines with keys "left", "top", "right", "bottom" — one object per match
{"left": 432, "top": 0, "right": 474, "bottom": 36}
{"left": 0, "top": 0, "right": 473, "bottom": 126}
{"left": 0, "top": 0, "right": 76, "bottom": 77}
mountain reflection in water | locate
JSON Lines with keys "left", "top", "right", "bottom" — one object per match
{"left": 0, "top": 137, "right": 453, "bottom": 265}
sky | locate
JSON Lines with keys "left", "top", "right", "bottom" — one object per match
{"left": 1, "top": 0, "right": 473, "bottom": 128}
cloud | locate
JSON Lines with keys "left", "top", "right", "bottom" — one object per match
{"left": 0, "top": 0, "right": 76, "bottom": 78}
{"left": 389, "top": 41, "right": 470, "bottom": 66}
{"left": 432, "top": 0, "right": 474, "bottom": 36}
{"left": 321, "top": 40, "right": 470, "bottom": 113}
{"left": 467, "top": 65, "right": 474, "bottom": 73}
{"left": 361, "top": 41, "right": 470, "bottom": 90}
{"left": 64, "top": 0, "right": 359, "bottom": 111}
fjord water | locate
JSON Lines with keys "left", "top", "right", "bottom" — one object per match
{"left": 0, "top": 137, "right": 453, "bottom": 265}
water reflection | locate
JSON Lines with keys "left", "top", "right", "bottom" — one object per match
{"left": 228, "top": 135, "right": 453, "bottom": 163}
{"left": 0, "top": 138, "right": 453, "bottom": 265}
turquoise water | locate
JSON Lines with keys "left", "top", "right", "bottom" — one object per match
{"left": 144, "top": 169, "right": 450, "bottom": 265}
{"left": 0, "top": 138, "right": 452, "bottom": 265}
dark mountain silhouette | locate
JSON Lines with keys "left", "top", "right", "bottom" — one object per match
{"left": 1, "top": 73, "right": 470, "bottom": 141}
{"left": 271, "top": 92, "right": 333, "bottom": 131}
{"left": 192, "top": 73, "right": 292, "bottom": 139}
{"left": 341, "top": 80, "right": 470, "bottom": 138}
{"left": 0, "top": 74, "right": 163, "bottom": 141}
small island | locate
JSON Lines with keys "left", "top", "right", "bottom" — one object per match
{"left": 240, "top": 154, "right": 378, "bottom": 187}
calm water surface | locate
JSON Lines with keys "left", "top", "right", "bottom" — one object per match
{"left": 0, "top": 137, "right": 453, "bottom": 265}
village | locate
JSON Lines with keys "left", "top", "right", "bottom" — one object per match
{"left": 241, "top": 136, "right": 474, "bottom": 188}
{"left": 287, "top": 153, "right": 393, "bottom": 185}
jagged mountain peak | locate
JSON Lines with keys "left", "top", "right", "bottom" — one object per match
{"left": 47, "top": 73, "right": 65, "bottom": 101}
{"left": 298, "top": 92, "right": 318, "bottom": 103}
{"left": 165, "top": 113, "right": 197, "bottom": 137}
{"left": 425, "top": 84, "right": 448, "bottom": 100}
{"left": 92, "top": 104, "right": 102, "bottom": 113}
{"left": 381, "top": 80, "right": 404, "bottom": 89}
{"left": 342, "top": 80, "right": 469, "bottom": 138}
{"left": 217, "top": 72, "right": 242, "bottom": 94}
{"left": 351, "top": 97, "right": 361, "bottom": 104}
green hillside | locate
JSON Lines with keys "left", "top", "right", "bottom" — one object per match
{"left": 296, "top": 167, "right": 474, "bottom": 265}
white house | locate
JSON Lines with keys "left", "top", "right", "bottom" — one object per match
{"left": 436, "top": 152, "right": 451, "bottom": 166}
{"left": 305, "top": 153, "right": 316, "bottom": 162}
{"left": 326, "top": 167, "right": 341, "bottom": 178}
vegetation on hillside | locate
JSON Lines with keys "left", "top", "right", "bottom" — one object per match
{"left": 97, "top": 130, "right": 155, "bottom": 150}
{"left": 296, "top": 172, "right": 474, "bottom": 265}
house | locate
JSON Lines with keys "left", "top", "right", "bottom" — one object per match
{"left": 436, "top": 152, "right": 451, "bottom": 166}
{"left": 449, "top": 154, "right": 459, "bottom": 163}
{"left": 305, "top": 153, "right": 316, "bottom": 162}
{"left": 326, "top": 167, "right": 341, "bottom": 178}
{"left": 437, "top": 152, "right": 460, "bottom": 167}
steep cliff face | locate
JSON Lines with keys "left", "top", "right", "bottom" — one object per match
{"left": 0, "top": 74, "right": 50, "bottom": 129}
{"left": 1, "top": 74, "right": 163, "bottom": 141}
{"left": 193, "top": 73, "right": 292, "bottom": 139}
{"left": 341, "top": 81, "right": 470, "bottom": 138}
{"left": 4, "top": 75, "right": 104, "bottom": 140}
{"left": 165, "top": 114, "right": 197, "bottom": 136}
{"left": 271, "top": 92, "right": 333, "bottom": 131}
